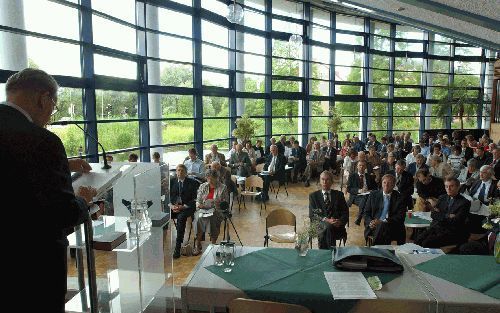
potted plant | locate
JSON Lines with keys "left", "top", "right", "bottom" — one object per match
{"left": 232, "top": 114, "right": 256, "bottom": 144}
{"left": 483, "top": 201, "right": 500, "bottom": 263}
{"left": 327, "top": 108, "right": 343, "bottom": 136}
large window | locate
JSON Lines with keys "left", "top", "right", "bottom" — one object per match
{"left": 0, "top": 0, "right": 494, "bottom": 163}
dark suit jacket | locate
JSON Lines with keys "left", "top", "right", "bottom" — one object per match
{"left": 363, "top": 190, "right": 406, "bottom": 239}
{"left": 407, "top": 162, "right": 428, "bottom": 176}
{"left": 253, "top": 145, "right": 265, "bottom": 159}
{"left": 430, "top": 194, "right": 471, "bottom": 240}
{"left": 347, "top": 172, "right": 377, "bottom": 196}
{"left": 401, "top": 141, "right": 413, "bottom": 158}
{"left": 0, "top": 104, "right": 89, "bottom": 309}
{"left": 291, "top": 146, "right": 307, "bottom": 166}
{"left": 475, "top": 154, "right": 493, "bottom": 169}
{"left": 380, "top": 161, "right": 396, "bottom": 177}
{"left": 494, "top": 160, "right": 500, "bottom": 180}
{"left": 264, "top": 154, "right": 287, "bottom": 183}
{"left": 463, "top": 146, "right": 474, "bottom": 161}
{"left": 322, "top": 146, "right": 337, "bottom": 165}
{"left": 276, "top": 141, "right": 285, "bottom": 155}
{"left": 396, "top": 171, "right": 414, "bottom": 209}
{"left": 309, "top": 189, "right": 349, "bottom": 227}
{"left": 169, "top": 176, "right": 200, "bottom": 214}
{"left": 416, "top": 176, "right": 446, "bottom": 199}
{"left": 468, "top": 180, "right": 499, "bottom": 204}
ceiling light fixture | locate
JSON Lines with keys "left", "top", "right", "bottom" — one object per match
{"left": 340, "top": 2, "right": 374, "bottom": 13}
{"left": 226, "top": 0, "right": 244, "bottom": 24}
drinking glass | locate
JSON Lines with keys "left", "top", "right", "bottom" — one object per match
{"left": 223, "top": 242, "right": 235, "bottom": 272}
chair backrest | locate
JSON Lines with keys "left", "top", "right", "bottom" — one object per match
{"left": 245, "top": 175, "right": 264, "bottom": 189}
{"left": 266, "top": 209, "right": 296, "bottom": 229}
{"left": 256, "top": 163, "right": 265, "bottom": 173}
{"left": 228, "top": 298, "right": 311, "bottom": 313}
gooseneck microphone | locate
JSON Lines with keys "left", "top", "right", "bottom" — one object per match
{"left": 52, "top": 121, "right": 111, "bottom": 169}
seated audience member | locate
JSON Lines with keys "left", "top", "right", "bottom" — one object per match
{"left": 128, "top": 153, "right": 139, "bottom": 162}
{"left": 276, "top": 135, "right": 286, "bottom": 155}
{"left": 380, "top": 152, "right": 397, "bottom": 178}
{"left": 415, "top": 169, "right": 446, "bottom": 211}
{"left": 341, "top": 134, "right": 352, "bottom": 157}
{"left": 228, "top": 143, "right": 252, "bottom": 177}
{"left": 490, "top": 146, "right": 500, "bottom": 180}
{"left": 419, "top": 139, "right": 430, "bottom": 158}
{"left": 407, "top": 153, "right": 428, "bottom": 177}
{"left": 305, "top": 136, "right": 317, "bottom": 155}
{"left": 205, "top": 144, "right": 227, "bottom": 167}
{"left": 466, "top": 134, "right": 478, "bottom": 150}
{"left": 228, "top": 140, "right": 238, "bottom": 158}
{"left": 332, "top": 134, "right": 341, "bottom": 150}
{"left": 266, "top": 137, "right": 277, "bottom": 156}
{"left": 303, "top": 141, "right": 325, "bottom": 187}
{"left": 366, "top": 134, "right": 381, "bottom": 152}
{"left": 447, "top": 145, "right": 463, "bottom": 177}
{"left": 426, "top": 143, "right": 447, "bottom": 166}
{"left": 458, "top": 159, "right": 480, "bottom": 191}
{"left": 106, "top": 155, "right": 114, "bottom": 163}
{"left": 320, "top": 135, "right": 328, "bottom": 148}
{"left": 415, "top": 177, "right": 471, "bottom": 248}
{"left": 428, "top": 155, "right": 453, "bottom": 179}
{"left": 254, "top": 139, "right": 265, "bottom": 164}
{"left": 243, "top": 141, "right": 257, "bottom": 170}
{"left": 367, "top": 145, "right": 382, "bottom": 168}
{"left": 287, "top": 136, "right": 296, "bottom": 147}
{"left": 348, "top": 161, "right": 377, "bottom": 225}
{"left": 354, "top": 151, "right": 374, "bottom": 174}
{"left": 451, "top": 130, "right": 461, "bottom": 146}
{"left": 309, "top": 171, "right": 349, "bottom": 249}
{"left": 184, "top": 148, "right": 205, "bottom": 181}
{"left": 378, "top": 136, "right": 388, "bottom": 156}
{"left": 364, "top": 174, "right": 406, "bottom": 245}
{"left": 193, "top": 169, "right": 229, "bottom": 255}
{"left": 352, "top": 136, "right": 365, "bottom": 152}
{"left": 405, "top": 145, "right": 421, "bottom": 166}
{"left": 400, "top": 133, "right": 413, "bottom": 159}
{"left": 461, "top": 138, "right": 474, "bottom": 162}
{"left": 394, "top": 160, "right": 414, "bottom": 210}
{"left": 322, "top": 139, "right": 338, "bottom": 172}
{"left": 260, "top": 145, "right": 286, "bottom": 201}
{"left": 211, "top": 161, "right": 237, "bottom": 196}
{"left": 170, "top": 164, "right": 200, "bottom": 259}
{"left": 474, "top": 146, "right": 493, "bottom": 169}
{"left": 152, "top": 151, "right": 166, "bottom": 167}
{"left": 440, "top": 138, "right": 451, "bottom": 157}
{"left": 385, "top": 143, "right": 398, "bottom": 160}
{"left": 343, "top": 149, "right": 358, "bottom": 179}
{"left": 290, "top": 140, "right": 307, "bottom": 183}
{"left": 468, "top": 165, "right": 498, "bottom": 205}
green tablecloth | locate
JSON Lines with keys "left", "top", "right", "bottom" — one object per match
{"left": 206, "top": 248, "right": 400, "bottom": 313}
{"left": 405, "top": 216, "right": 431, "bottom": 225}
{"left": 415, "top": 255, "right": 500, "bottom": 300}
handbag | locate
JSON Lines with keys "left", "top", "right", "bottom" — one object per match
{"left": 332, "top": 246, "right": 404, "bottom": 273}
{"left": 180, "top": 218, "right": 193, "bottom": 256}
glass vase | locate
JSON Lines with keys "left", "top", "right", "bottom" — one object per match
{"left": 295, "top": 235, "right": 309, "bottom": 257}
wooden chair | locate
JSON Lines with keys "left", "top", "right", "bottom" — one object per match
{"left": 228, "top": 298, "right": 312, "bottom": 313}
{"left": 239, "top": 175, "right": 267, "bottom": 216}
{"left": 255, "top": 163, "right": 265, "bottom": 173}
{"left": 264, "top": 209, "right": 296, "bottom": 247}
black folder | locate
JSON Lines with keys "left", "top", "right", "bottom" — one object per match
{"left": 332, "top": 246, "right": 404, "bottom": 273}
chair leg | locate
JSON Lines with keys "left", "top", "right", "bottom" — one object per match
{"left": 284, "top": 183, "right": 288, "bottom": 197}
{"left": 275, "top": 183, "right": 280, "bottom": 199}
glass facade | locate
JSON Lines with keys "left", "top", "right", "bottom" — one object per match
{"left": 0, "top": 0, "right": 497, "bottom": 161}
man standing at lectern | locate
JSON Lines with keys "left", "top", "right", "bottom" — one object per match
{"left": 0, "top": 68, "right": 97, "bottom": 313}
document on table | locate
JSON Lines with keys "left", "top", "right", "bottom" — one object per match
{"left": 324, "top": 272, "right": 377, "bottom": 300}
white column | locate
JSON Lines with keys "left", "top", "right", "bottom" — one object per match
{"left": 0, "top": 0, "right": 27, "bottom": 100}
{"left": 139, "top": 5, "right": 163, "bottom": 160}
{"left": 235, "top": 27, "right": 245, "bottom": 116}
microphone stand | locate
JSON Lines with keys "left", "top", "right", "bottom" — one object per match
{"left": 74, "top": 124, "right": 111, "bottom": 170}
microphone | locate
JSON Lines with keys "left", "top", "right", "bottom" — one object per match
{"left": 53, "top": 121, "right": 111, "bottom": 170}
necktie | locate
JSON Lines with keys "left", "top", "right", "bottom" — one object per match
{"left": 478, "top": 183, "right": 486, "bottom": 202}
{"left": 396, "top": 174, "right": 401, "bottom": 186}
{"left": 380, "top": 195, "right": 390, "bottom": 220}
{"left": 179, "top": 181, "right": 183, "bottom": 194}
{"left": 359, "top": 174, "right": 364, "bottom": 188}
{"left": 270, "top": 156, "right": 276, "bottom": 172}
{"left": 324, "top": 191, "right": 330, "bottom": 206}
{"left": 447, "top": 197, "right": 454, "bottom": 211}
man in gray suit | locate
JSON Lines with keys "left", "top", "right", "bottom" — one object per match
{"left": 229, "top": 143, "right": 252, "bottom": 177}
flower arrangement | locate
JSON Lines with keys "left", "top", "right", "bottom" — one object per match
{"left": 482, "top": 201, "right": 500, "bottom": 230}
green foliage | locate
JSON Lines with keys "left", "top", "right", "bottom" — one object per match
{"left": 327, "top": 108, "right": 343, "bottom": 134}
{"left": 232, "top": 114, "right": 256, "bottom": 142}
{"left": 436, "top": 82, "right": 477, "bottom": 130}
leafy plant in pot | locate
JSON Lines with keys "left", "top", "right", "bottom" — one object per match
{"left": 232, "top": 114, "right": 256, "bottom": 144}
{"left": 295, "top": 219, "right": 319, "bottom": 256}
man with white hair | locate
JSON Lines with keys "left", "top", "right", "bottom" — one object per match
{"left": 205, "top": 144, "right": 227, "bottom": 166}
{"left": 468, "top": 165, "right": 498, "bottom": 205}
{"left": 0, "top": 68, "right": 97, "bottom": 312}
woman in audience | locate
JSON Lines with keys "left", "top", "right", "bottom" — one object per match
{"left": 193, "top": 169, "right": 229, "bottom": 255}
{"left": 306, "top": 136, "right": 317, "bottom": 155}
{"left": 243, "top": 140, "right": 257, "bottom": 172}
{"left": 458, "top": 158, "right": 480, "bottom": 191}
{"left": 343, "top": 149, "right": 357, "bottom": 180}
{"left": 407, "top": 153, "right": 428, "bottom": 177}
{"left": 380, "top": 152, "right": 397, "bottom": 177}
{"left": 461, "top": 138, "right": 474, "bottom": 162}
{"left": 254, "top": 139, "right": 265, "bottom": 164}
{"left": 341, "top": 134, "right": 352, "bottom": 157}
{"left": 428, "top": 154, "right": 453, "bottom": 179}
{"left": 447, "top": 145, "right": 463, "bottom": 177}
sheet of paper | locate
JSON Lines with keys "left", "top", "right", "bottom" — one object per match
{"left": 324, "top": 272, "right": 377, "bottom": 300}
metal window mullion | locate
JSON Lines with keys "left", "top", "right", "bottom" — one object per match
{"left": 388, "top": 23, "right": 395, "bottom": 136}
{"left": 420, "top": 32, "right": 430, "bottom": 138}
{"left": 477, "top": 49, "right": 486, "bottom": 129}
{"left": 80, "top": 0, "right": 98, "bottom": 163}
{"left": 264, "top": 0, "right": 272, "bottom": 145}
{"left": 302, "top": 2, "right": 311, "bottom": 144}
{"left": 229, "top": 24, "right": 237, "bottom": 144}
{"left": 361, "top": 18, "right": 371, "bottom": 141}
{"left": 329, "top": 11, "right": 336, "bottom": 139}
{"left": 447, "top": 40, "right": 455, "bottom": 129}
{"left": 193, "top": 0, "right": 203, "bottom": 154}
{"left": 137, "top": 2, "right": 150, "bottom": 162}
